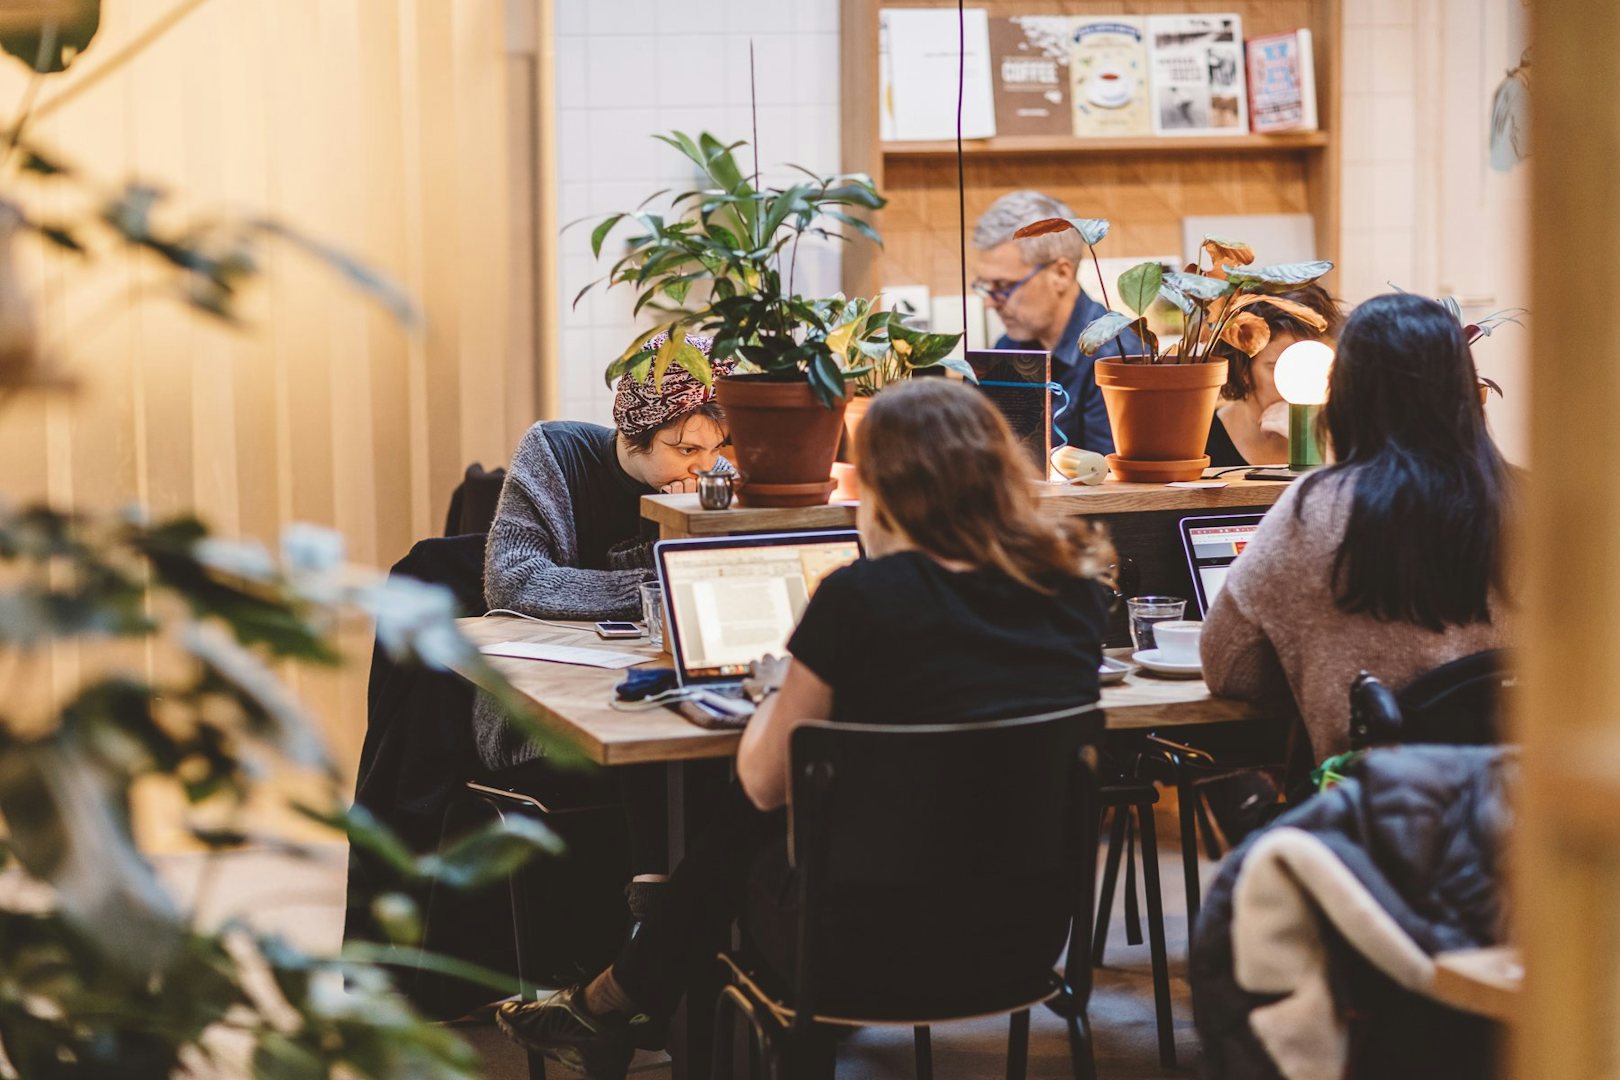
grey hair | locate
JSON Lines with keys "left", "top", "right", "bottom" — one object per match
{"left": 972, "top": 190, "right": 1086, "bottom": 266}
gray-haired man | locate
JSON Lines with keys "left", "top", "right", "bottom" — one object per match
{"left": 972, "top": 190, "right": 1141, "bottom": 455}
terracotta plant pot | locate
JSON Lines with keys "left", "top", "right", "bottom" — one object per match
{"left": 1095, "top": 359, "right": 1229, "bottom": 483}
{"left": 841, "top": 394, "right": 874, "bottom": 464}
{"left": 715, "top": 375, "right": 848, "bottom": 508}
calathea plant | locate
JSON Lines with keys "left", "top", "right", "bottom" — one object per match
{"left": 1014, "top": 217, "right": 1334, "bottom": 364}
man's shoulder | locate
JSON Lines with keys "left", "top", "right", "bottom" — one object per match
{"left": 536, "top": 420, "right": 612, "bottom": 456}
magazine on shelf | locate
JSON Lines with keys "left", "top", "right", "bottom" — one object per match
{"left": 1246, "top": 28, "right": 1317, "bottom": 133}
{"left": 881, "top": 7, "right": 997, "bottom": 141}
{"left": 1069, "top": 17, "right": 1151, "bottom": 138}
{"left": 988, "top": 15, "right": 1076, "bottom": 138}
{"left": 1146, "top": 13, "right": 1248, "bottom": 137}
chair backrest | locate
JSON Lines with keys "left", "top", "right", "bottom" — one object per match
{"left": 789, "top": 704, "right": 1100, "bottom": 884}
{"left": 785, "top": 705, "right": 1101, "bottom": 1022}
{"left": 443, "top": 463, "right": 507, "bottom": 538}
{"left": 1349, "top": 650, "right": 1510, "bottom": 749}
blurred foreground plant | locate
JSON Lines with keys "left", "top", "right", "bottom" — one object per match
{"left": 0, "top": 5, "right": 565, "bottom": 1075}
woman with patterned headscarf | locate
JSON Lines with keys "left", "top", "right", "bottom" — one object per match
{"left": 482, "top": 334, "right": 732, "bottom": 642}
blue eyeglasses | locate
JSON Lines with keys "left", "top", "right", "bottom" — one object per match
{"left": 970, "top": 263, "right": 1051, "bottom": 304}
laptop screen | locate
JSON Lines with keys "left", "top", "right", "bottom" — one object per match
{"left": 657, "top": 531, "right": 862, "bottom": 682}
{"left": 1180, "top": 514, "right": 1264, "bottom": 616}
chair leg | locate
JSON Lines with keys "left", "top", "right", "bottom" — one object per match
{"left": 1091, "top": 806, "right": 1126, "bottom": 965}
{"left": 712, "top": 986, "right": 740, "bottom": 1080}
{"left": 914, "top": 1025, "right": 934, "bottom": 1080}
{"left": 525, "top": 1048, "right": 547, "bottom": 1080}
{"left": 1176, "top": 765, "right": 1204, "bottom": 938}
{"left": 1121, "top": 810, "right": 1142, "bottom": 946}
{"left": 1065, "top": 1012, "right": 1096, "bottom": 1080}
{"left": 1136, "top": 806, "right": 1177, "bottom": 1069}
{"left": 1007, "top": 1009, "right": 1031, "bottom": 1080}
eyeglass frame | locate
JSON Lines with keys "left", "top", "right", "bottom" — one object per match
{"left": 970, "top": 262, "right": 1051, "bottom": 305}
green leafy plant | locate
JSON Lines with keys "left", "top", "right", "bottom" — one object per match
{"left": 0, "top": 6, "right": 570, "bottom": 1075}
{"left": 1440, "top": 293, "right": 1523, "bottom": 399}
{"left": 819, "top": 294, "right": 969, "bottom": 398}
{"left": 1014, "top": 218, "right": 1334, "bottom": 364}
{"left": 578, "top": 131, "right": 963, "bottom": 407}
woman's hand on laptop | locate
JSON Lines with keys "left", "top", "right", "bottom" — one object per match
{"left": 742, "top": 654, "right": 789, "bottom": 704}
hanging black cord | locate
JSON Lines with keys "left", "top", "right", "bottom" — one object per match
{"left": 956, "top": 0, "right": 968, "bottom": 337}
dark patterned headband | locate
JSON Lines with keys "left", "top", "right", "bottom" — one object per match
{"left": 612, "top": 334, "right": 733, "bottom": 437}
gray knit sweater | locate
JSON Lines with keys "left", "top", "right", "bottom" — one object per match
{"left": 473, "top": 420, "right": 657, "bottom": 768}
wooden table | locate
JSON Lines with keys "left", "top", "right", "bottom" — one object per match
{"left": 642, "top": 476, "right": 1290, "bottom": 540}
{"left": 459, "top": 616, "right": 1267, "bottom": 765}
{"left": 460, "top": 614, "right": 1268, "bottom": 1078}
{"left": 1430, "top": 946, "right": 1521, "bottom": 1023}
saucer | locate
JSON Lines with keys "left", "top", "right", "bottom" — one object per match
{"left": 1132, "top": 649, "right": 1203, "bottom": 677}
{"left": 1098, "top": 655, "right": 1131, "bottom": 685}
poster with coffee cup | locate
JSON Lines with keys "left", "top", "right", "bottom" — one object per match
{"left": 1069, "top": 17, "right": 1150, "bottom": 138}
{"left": 1147, "top": 13, "right": 1248, "bottom": 136}
{"left": 988, "top": 16, "right": 1077, "bottom": 138}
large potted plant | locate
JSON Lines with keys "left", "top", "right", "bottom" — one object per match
{"left": 1015, "top": 218, "right": 1333, "bottom": 482}
{"left": 582, "top": 132, "right": 960, "bottom": 507}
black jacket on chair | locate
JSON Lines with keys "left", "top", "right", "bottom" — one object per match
{"left": 342, "top": 536, "right": 488, "bottom": 987}
{"left": 1192, "top": 746, "right": 1513, "bottom": 1080}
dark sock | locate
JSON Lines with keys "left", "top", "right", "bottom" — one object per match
{"left": 582, "top": 968, "right": 640, "bottom": 1019}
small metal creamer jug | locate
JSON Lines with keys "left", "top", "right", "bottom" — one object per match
{"left": 696, "top": 466, "right": 738, "bottom": 510}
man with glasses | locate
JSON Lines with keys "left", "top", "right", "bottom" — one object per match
{"left": 972, "top": 190, "right": 1141, "bottom": 455}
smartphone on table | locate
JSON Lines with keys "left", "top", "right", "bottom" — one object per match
{"left": 594, "top": 621, "right": 644, "bottom": 640}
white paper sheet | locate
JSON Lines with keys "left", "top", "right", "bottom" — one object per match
{"left": 884, "top": 8, "right": 997, "bottom": 141}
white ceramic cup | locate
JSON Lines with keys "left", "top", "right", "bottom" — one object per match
{"left": 1152, "top": 620, "right": 1203, "bottom": 665}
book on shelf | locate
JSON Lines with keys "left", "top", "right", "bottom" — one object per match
{"left": 1069, "top": 17, "right": 1151, "bottom": 138}
{"left": 1146, "top": 13, "right": 1248, "bottom": 137}
{"left": 1246, "top": 28, "right": 1317, "bottom": 133}
{"left": 881, "top": 7, "right": 997, "bottom": 142}
{"left": 988, "top": 15, "right": 1076, "bottom": 138}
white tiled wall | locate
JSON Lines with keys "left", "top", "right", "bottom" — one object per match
{"left": 554, "top": 0, "right": 843, "bottom": 425}
{"left": 1338, "top": 1, "right": 1422, "bottom": 304}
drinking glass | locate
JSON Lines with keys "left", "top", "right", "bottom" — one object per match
{"left": 1127, "top": 596, "right": 1187, "bottom": 653}
{"left": 640, "top": 580, "right": 667, "bottom": 651}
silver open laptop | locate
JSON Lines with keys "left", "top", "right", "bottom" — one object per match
{"left": 654, "top": 530, "right": 863, "bottom": 723}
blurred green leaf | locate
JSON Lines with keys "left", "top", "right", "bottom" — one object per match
{"left": 1118, "top": 261, "right": 1164, "bottom": 317}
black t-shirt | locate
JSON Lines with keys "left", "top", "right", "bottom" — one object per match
{"left": 786, "top": 551, "right": 1109, "bottom": 726}
{"left": 1205, "top": 409, "right": 1246, "bottom": 468}
{"left": 542, "top": 421, "right": 654, "bottom": 569}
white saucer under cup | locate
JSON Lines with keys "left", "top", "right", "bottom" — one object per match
{"left": 1132, "top": 648, "right": 1203, "bottom": 678}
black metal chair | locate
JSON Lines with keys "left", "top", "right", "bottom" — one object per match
{"left": 416, "top": 761, "right": 630, "bottom": 1080}
{"left": 711, "top": 705, "right": 1105, "bottom": 1080}
{"left": 1349, "top": 649, "right": 1511, "bottom": 749}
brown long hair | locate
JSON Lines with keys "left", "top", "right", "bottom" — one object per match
{"left": 854, "top": 379, "right": 1114, "bottom": 591}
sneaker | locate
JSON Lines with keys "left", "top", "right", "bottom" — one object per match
{"left": 496, "top": 984, "right": 649, "bottom": 1080}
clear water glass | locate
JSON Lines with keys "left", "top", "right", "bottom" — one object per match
{"left": 1127, "top": 596, "right": 1187, "bottom": 653}
{"left": 640, "top": 580, "right": 667, "bottom": 651}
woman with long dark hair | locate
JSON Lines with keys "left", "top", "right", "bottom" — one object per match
{"left": 1200, "top": 292, "right": 1512, "bottom": 759}
{"left": 496, "top": 379, "right": 1115, "bottom": 1078}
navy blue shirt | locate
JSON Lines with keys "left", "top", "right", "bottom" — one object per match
{"left": 993, "top": 290, "right": 1143, "bottom": 456}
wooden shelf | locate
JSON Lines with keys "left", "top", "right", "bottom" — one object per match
{"left": 882, "top": 131, "right": 1331, "bottom": 158}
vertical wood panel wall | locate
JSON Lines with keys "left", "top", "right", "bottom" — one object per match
{"left": 1516, "top": 0, "right": 1620, "bottom": 1073}
{"left": 0, "top": 1, "right": 540, "bottom": 775}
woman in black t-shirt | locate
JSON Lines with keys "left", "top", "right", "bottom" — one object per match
{"left": 498, "top": 379, "right": 1115, "bottom": 1078}
{"left": 1204, "top": 285, "right": 1343, "bottom": 468}
{"left": 736, "top": 378, "right": 1114, "bottom": 806}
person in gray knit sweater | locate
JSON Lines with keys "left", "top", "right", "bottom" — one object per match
{"left": 1201, "top": 294, "right": 1513, "bottom": 761}
{"left": 474, "top": 336, "right": 733, "bottom": 768}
